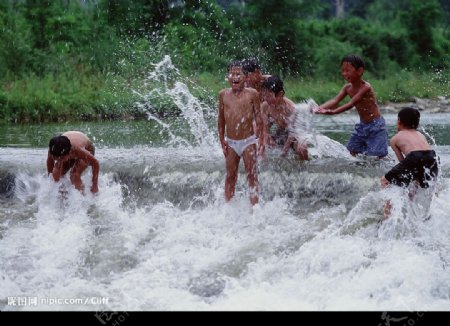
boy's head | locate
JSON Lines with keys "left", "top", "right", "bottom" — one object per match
{"left": 341, "top": 55, "right": 365, "bottom": 70}
{"left": 227, "top": 60, "right": 243, "bottom": 73}
{"left": 243, "top": 58, "right": 264, "bottom": 88}
{"left": 227, "top": 60, "right": 245, "bottom": 90}
{"left": 398, "top": 107, "right": 420, "bottom": 129}
{"left": 341, "top": 55, "right": 365, "bottom": 82}
{"left": 49, "top": 135, "right": 71, "bottom": 157}
{"left": 242, "top": 58, "right": 261, "bottom": 75}
{"left": 262, "top": 76, "right": 284, "bottom": 95}
{"left": 261, "top": 76, "right": 284, "bottom": 104}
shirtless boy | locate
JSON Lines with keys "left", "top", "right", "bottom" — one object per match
{"left": 242, "top": 58, "right": 270, "bottom": 94}
{"left": 218, "top": 61, "right": 264, "bottom": 205}
{"left": 47, "top": 131, "right": 99, "bottom": 194}
{"left": 381, "top": 107, "right": 439, "bottom": 188}
{"left": 314, "top": 55, "right": 388, "bottom": 158}
{"left": 380, "top": 108, "right": 439, "bottom": 218}
{"left": 261, "top": 76, "right": 308, "bottom": 160}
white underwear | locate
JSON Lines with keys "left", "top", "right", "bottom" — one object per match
{"left": 226, "top": 135, "right": 257, "bottom": 157}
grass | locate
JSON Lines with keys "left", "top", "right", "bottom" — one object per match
{"left": 0, "top": 70, "right": 448, "bottom": 123}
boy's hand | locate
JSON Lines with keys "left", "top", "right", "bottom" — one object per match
{"left": 380, "top": 176, "right": 390, "bottom": 188}
{"left": 258, "top": 140, "right": 265, "bottom": 157}
{"left": 313, "top": 106, "right": 328, "bottom": 114}
{"left": 221, "top": 140, "right": 228, "bottom": 157}
{"left": 91, "top": 184, "right": 99, "bottom": 194}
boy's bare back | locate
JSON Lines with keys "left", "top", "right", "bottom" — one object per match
{"left": 219, "top": 87, "right": 260, "bottom": 140}
{"left": 62, "top": 131, "right": 93, "bottom": 150}
{"left": 263, "top": 97, "right": 296, "bottom": 130}
{"left": 390, "top": 129, "right": 431, "bottom": 159}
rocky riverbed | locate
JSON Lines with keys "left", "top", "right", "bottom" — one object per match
{"left": 380, "top": 96, "right": 450, "bottom": 113}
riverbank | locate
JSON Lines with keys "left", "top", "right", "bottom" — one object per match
{"left": 380, "top": 96, "right": 450, "bottom": 114}
{"left": 0, "top": 71, "right": 448, "bottom": 123}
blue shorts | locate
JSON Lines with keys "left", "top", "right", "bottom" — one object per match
{"left": 347, "top": 117, "right": 388, "bottom": 157}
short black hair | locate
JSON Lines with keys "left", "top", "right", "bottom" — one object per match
{"left": 227, "top": 60, "right": 243, "bottom": 72}
{"left": 341, "top": 54, "right": 365, "bottom": 70}
{"left": 261, "top": 76, "right": 284, "bottom": 95}
{"left": 242, "top": 58, "right": 261, "bottom": 74}
{"left": 49, "top": 135, "right": 71, "bottom": 157}
{"left": 398, "top": 107, "right": 420, "bottom": 129}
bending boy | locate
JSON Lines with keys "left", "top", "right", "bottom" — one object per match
{"left": 314, "top": 55, "right": 388, "bottom": 158}
{"left": 380, "top": 108, "right": 439, "bottom": 217}
{"left": 218, "top": 61, "right": 264, "bottom": 205}
{"left": 261, "top": 76, "right": 308, "bottom": 160}
{"left": 47, "top": 131, "right": 99, "bottom": 194}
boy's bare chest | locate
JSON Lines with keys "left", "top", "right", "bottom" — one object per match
{"left": 223, "top": 96, "right": 253, "bottom": 117}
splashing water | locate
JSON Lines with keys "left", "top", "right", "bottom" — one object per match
{"left": 133, "top": 55, "right": 217, "bottom": 149}
{"left": 290, "top": 99, "right": 352, "bottom": 159}
{"left": 1, "top": 57, "right": 450, "bottom": 311}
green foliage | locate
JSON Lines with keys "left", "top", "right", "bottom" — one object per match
{"left": 0, "top": 5, "right": 33, "bottom": 78}
{"left": 0, "top": 0, "right": 448, "bottom": 122}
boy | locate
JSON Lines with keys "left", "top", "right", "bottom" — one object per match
{"left": 47, "top": 131, "right": 99, "bottom": 194}
{"left": 380, "top": 108, "right": 439, "bottom": 218}
{"left": 313, "top": 55, "right": 388, "bottom": 158}
{"left": 218, "top": 61, "right": 264, "bottom": 205}
{"left": 381, "top": 107, "right": 439, "bottom": 188}
{"left": 242, "top": 57, "right": 271, "bottom": 135}
{"left": 242, "top": 58, "right": 270, "bottom": 93}
{"left": 261, "top": 76, "right": 308, "bottom": 160}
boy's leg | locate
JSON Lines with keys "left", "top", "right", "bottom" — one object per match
{"left": 346, "top": 124, "right": 366, "bottom": 156}
{"left": 225, "top": 148, "right": 240, "bottom": 202}
{"left": 365, "top": 128, "right": 388, "bottom": 158}
{"left": 70, "top": 159, "right": 88, "bottom": 192}
{"left": 242, "top": 144, "right": 259, "bottom": 205}
{"left": 294, "top": 139, "right": 309, "bottom": 161}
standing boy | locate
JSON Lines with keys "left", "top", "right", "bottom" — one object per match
{"left": 47, "top": 131, "right": 99, "bottom": 194}
{"left": 218, "top": 61, "right": 264, "bottom": 205}
{"left": 261, "top": 76, "right": 308, "bottom": 160}
{"left": 242, "top": 58, "right": 270, "bottom": 94}
{"left": 314, "top": 55, "right": 388, "bottom": 158}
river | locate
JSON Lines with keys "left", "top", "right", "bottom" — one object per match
{"left": 1, "top": 109, "right": 449, "bottom": 311}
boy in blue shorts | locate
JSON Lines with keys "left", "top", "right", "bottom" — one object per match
{"left": 313, "top": 55, "right": 388, "bottom": 158}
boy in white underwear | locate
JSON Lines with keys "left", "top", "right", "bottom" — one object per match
{"left": 218, "top": 60, "right": 265, "bottom": 205}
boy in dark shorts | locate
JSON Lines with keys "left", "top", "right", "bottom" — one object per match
{"left": 380, "top": 108, "right": 439, "bottom": 217}
{"left": 381, "top": 108, "right": 438, "bottom": 188}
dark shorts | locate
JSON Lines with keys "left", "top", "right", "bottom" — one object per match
{"left": 347, "top": 117, "right": 388, "bottom": 157}
{"left": 272, "top": 126, "right": 296, "bottom": 149}
{"left": 385, "top": 150, "right": 439, "bottom": 188}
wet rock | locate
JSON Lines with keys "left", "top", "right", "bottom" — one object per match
{"left": 0, "top": 171, "right": 15, "bottom": 198}
{"left": 188, "top": 271, "right": 226, "bottom": 298}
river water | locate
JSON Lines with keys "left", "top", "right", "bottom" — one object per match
{"left": 1, "top": 111, "right": 449, "bottom": 311}
{"left": 0, "top": 59, "right": 449, "bottom": 311}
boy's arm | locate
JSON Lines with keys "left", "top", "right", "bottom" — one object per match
{"left": 218, "top": 91, "right": 227, "bottom": 157}
{"left": 324, "top": 84, "right": 370, "bottom": 115}
{"left": 253, "top": 92, "right": 265, "bottom": 155}
{"left": 260, "top": 102, "right": 272, "bottom": 147}
{"left": 46, "top": 151, "right": 54, "bottom": 174}
{"left": 390, "top": 136, "right": 404, "bottom": 162}
{"left": 315, "top": 86, "right": 347, "bottom": 114}
{"left": 281, "top": 134, "right": 295, "bottom": 157}
{"left": 72, "top": 147, "right": 100, "bottom": 193}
